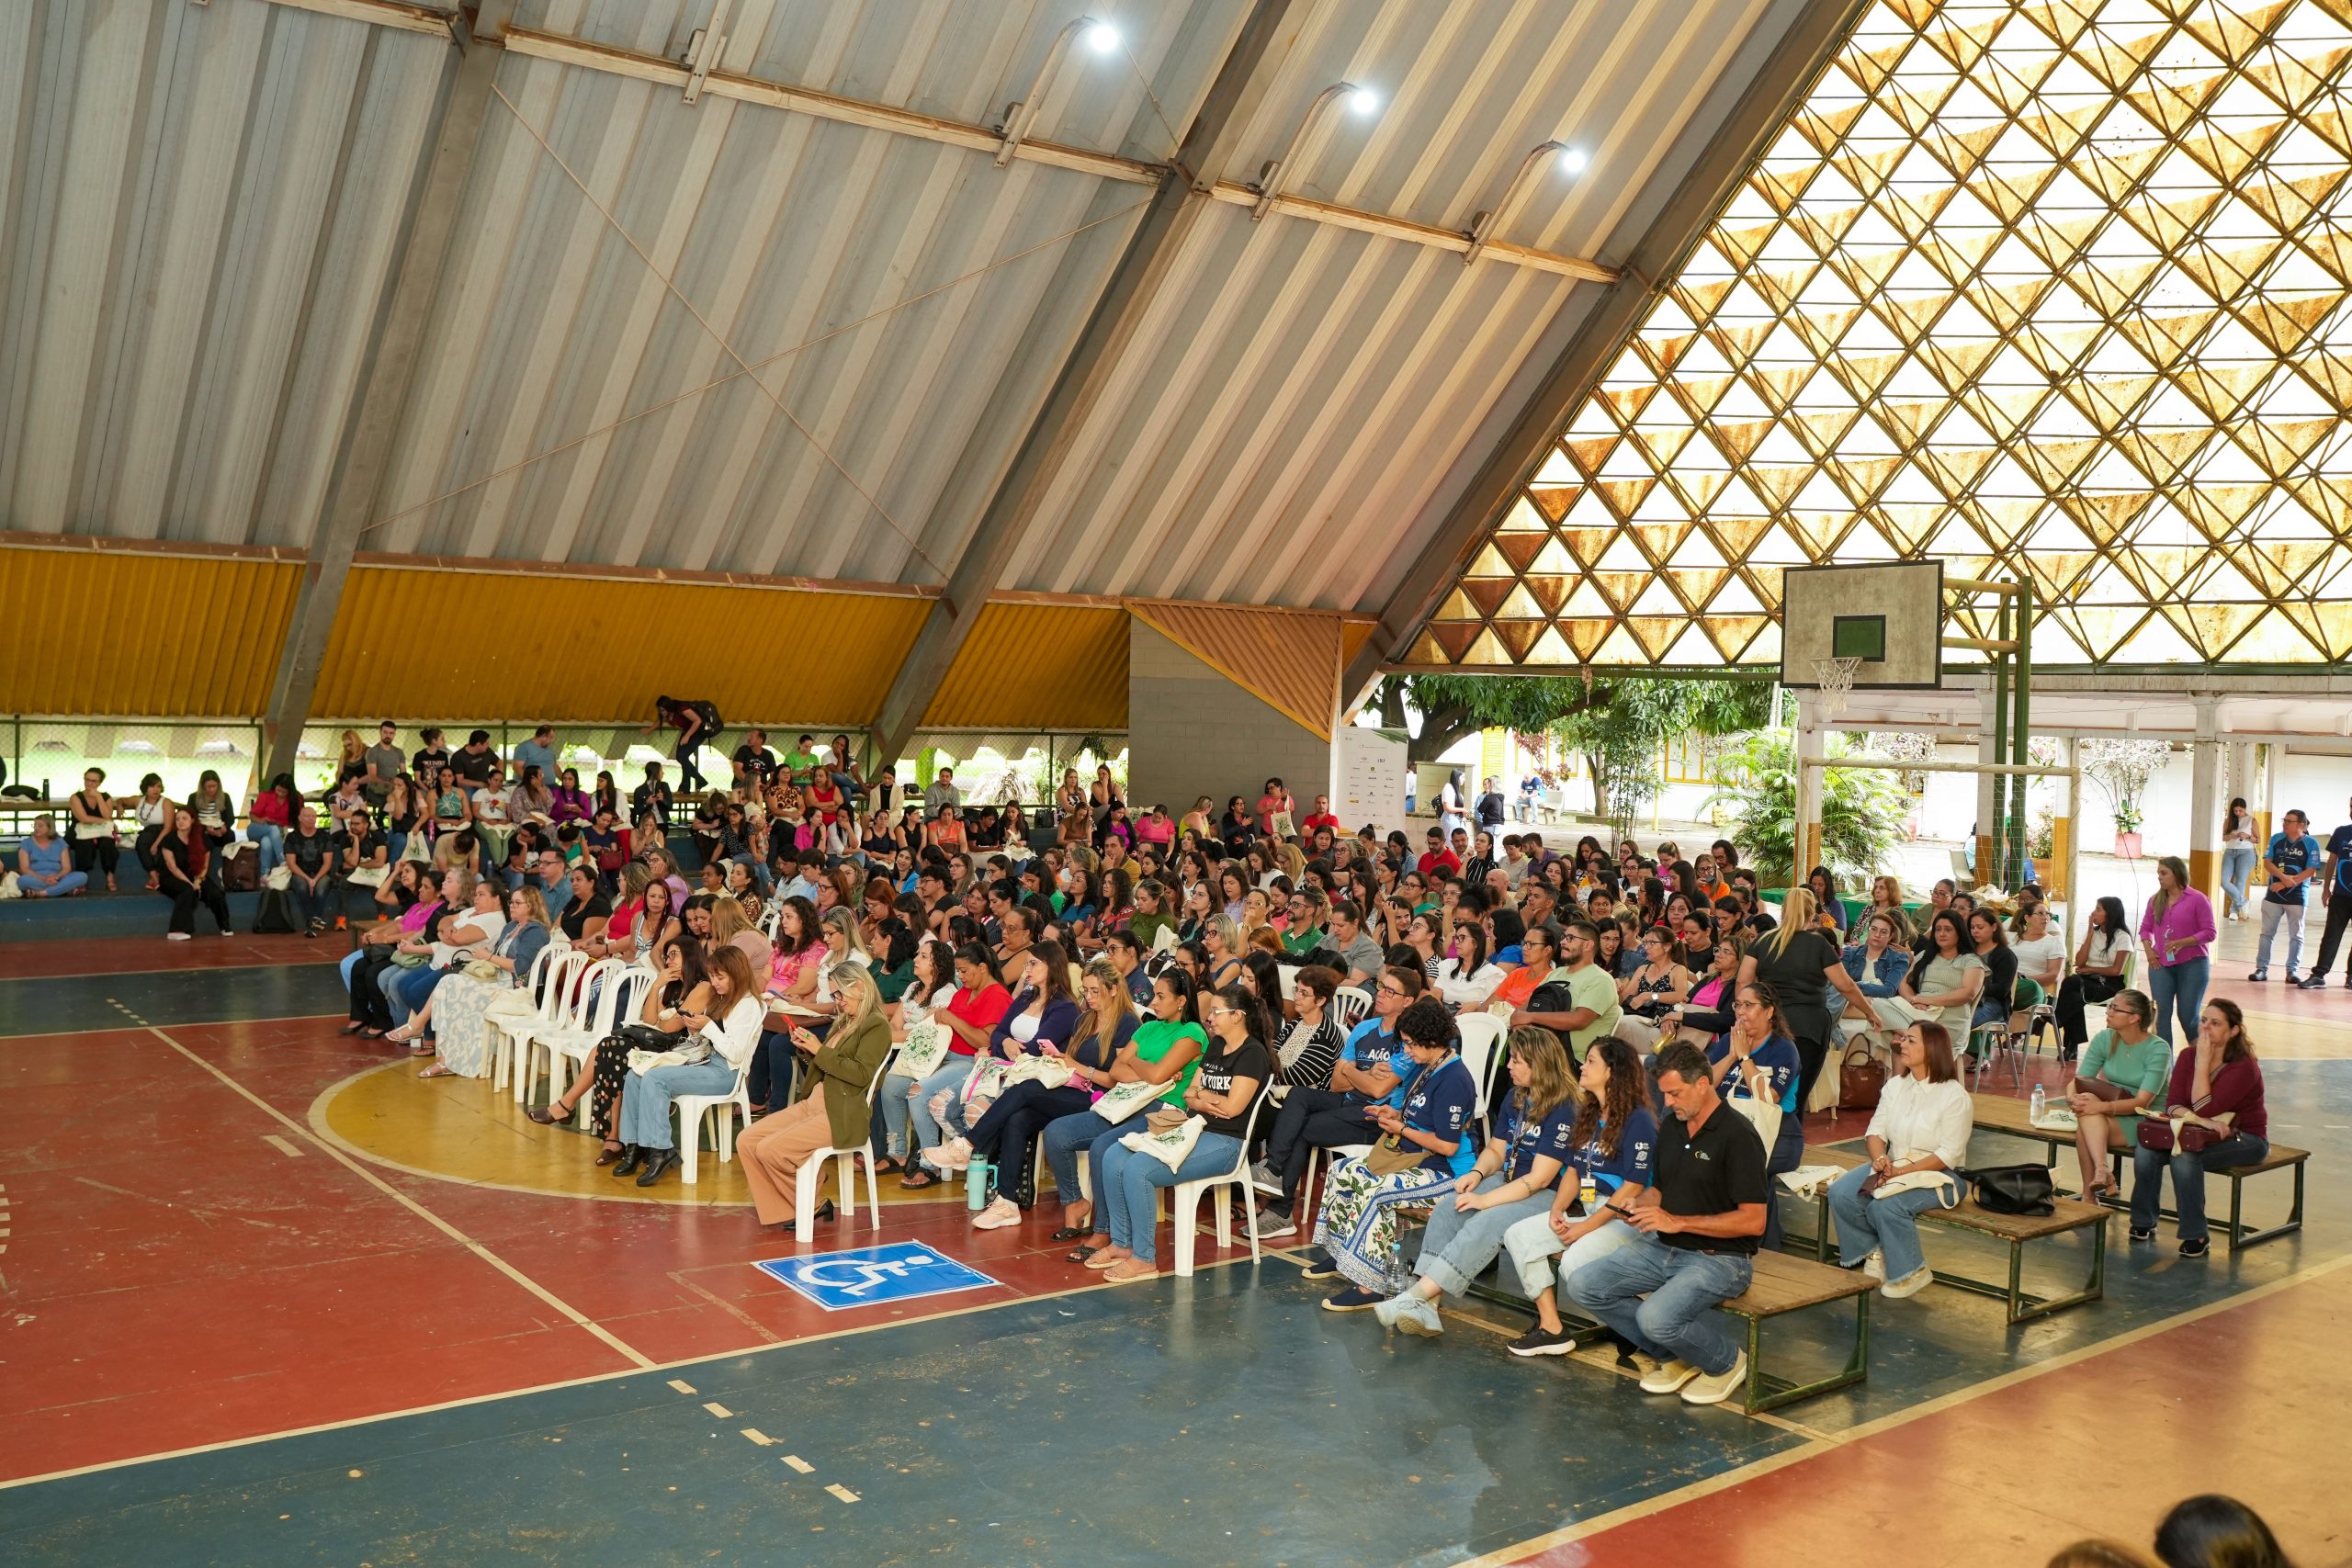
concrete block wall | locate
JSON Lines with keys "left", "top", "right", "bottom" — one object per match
{"left": 1125, "top": 621, "right": 1332, "bottom": 818}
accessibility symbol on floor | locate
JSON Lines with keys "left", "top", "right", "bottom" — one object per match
{"left": 754, "top": 1241, "right": 999, "bottom": 1312}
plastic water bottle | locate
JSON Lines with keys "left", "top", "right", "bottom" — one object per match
{"left": 967, "top": 1158, "right": 992, "bottom": 1212}
{"left": 2030, "top": 1085, "right": 2046, "bottom": 1123}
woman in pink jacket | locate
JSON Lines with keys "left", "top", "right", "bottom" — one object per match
{"left": 2138, "top": 854, "right": 2216, "bottom": 1049}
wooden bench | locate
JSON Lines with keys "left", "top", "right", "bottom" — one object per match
{"left": 1969, "top": 1091, "right": 2309, "bottom": 1249}
{"left": 1792, "top": 1145, "right": 2109, "bottom": 1325}
{"left": 1464, "top": 1246, "right": 1872, "bottom": 1415}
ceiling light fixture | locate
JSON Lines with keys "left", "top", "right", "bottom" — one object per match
{"left": 1250, "top": 82, "right": 1378, "bottom": 221}
{"left": 995, "top": 17, "right": 1114, "bottom": 167}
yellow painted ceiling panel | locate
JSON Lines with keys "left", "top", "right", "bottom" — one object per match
{"left": 1129, "top": 602, "right": 1339, "bottom": 739}
{"left": 311, "top": 567, "right": 932, "bottom": 726}
{"left": 0, "top": 545, "right": 300, "bottom": 716}
{"left": 922, "top": 604, "right": 1128, "bottom": 730}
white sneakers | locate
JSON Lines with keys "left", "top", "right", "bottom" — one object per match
{"left": 1373, "top": 1292, "right": 1443, "bottom": 1337}
{"left": 1860, "top": 1249, "right": 1885, "bottom": 1280}
{"left": 1677, "top": 1351, "right": 1748, "bottom": 1406}
{"left": 166, "top": 931, "right": 191, "bottom": 942}
{"left": 971, "top": 1195, "right": 1022, "bottom": 1230}
{"left": 1882, "top": 1264, "right": 1934, "bottom": 1299}
{"left": 930, "top": 1137, "right": 975, "bottom": 1172}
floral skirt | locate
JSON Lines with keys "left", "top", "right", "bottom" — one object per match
{"left": 433, "top": 974, "right": 514, "bottom": 1077}
{"left": 1312, "top": 1157, "right": 1459, "bottom": 1294}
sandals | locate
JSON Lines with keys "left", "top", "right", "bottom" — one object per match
{"left": 899, "top": 1167, "right": 942, "bottom": 1190}
{"left": 525, "top": 1101, "right": 576, "bottom": 1126}
{"left": 407, "top": 1040, "right": 436, "bottom": 1055}
{"left": 385, "top": 1024, "right": 423, "bottom": 1045}
{"left": 594, "top": 1142, "right": 625, "bottom": 1166}
{"left": 1048, "top": 1226, "right": 1091, "bottom": 1243}
{"left": 417, "top": 1064, "right": 457, "bottom": 1078}
{"left": 875, "top": 1155, "right": 906, "bottom": 1175}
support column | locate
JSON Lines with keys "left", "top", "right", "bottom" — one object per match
{"left": 2048, "top": 737, "right": 2075, "bottom": 903}
{"left": 1793, "top": 694, "right": 1824, "bottom": 886}
{"left": 2188, "top": 696, "right": 2222, "bottom": 904}
{"left": 1973, "top": 678, "right": 1999, "bottom": 885}
{"left": 259, "top": 6, "right": 513, "bottom": 783}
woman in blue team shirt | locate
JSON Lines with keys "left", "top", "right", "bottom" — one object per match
{"left": 1372, "top": 1026, "right": 1578, "bottom": 1337}
{"left": 1306, "top": 998, "right": 1480, "bottom": 1312}
{"left": 1709, "top": 980, "right": 1805, "bottom": 1247}
{"left": 1500, "top": 1034, "right": 1658, "bottom": 1359}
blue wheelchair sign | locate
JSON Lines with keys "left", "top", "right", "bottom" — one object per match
{"left": 754, "top": 1241, "right": 999, "bottom": 1312}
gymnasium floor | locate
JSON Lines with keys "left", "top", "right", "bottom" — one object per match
{"left": 3, "top": 922, "right": 2347, "bottom": 1566}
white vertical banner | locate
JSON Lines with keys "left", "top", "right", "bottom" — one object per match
{"left": 1336, "top": 727, "right": 1409, "bottom": 839}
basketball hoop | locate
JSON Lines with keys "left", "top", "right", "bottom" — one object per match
{"left": 1813, "top": 656, "right": 1861, "bottom": 719}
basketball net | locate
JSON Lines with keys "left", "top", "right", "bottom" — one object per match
{"left": 1813, "top": 655, "right": 1861, "bottom": 719}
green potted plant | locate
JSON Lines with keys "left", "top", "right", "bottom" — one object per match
{"left": 2028, "top": 808, "right": 2056, "bottom": 887}
{"left": 2111, "top": 798, "right": 2143, "bottom": 858}
{"left": 2083, "top": 738, "right": 2169, "bottom": 860}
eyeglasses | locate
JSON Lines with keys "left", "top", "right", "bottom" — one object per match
{"left": 1376, "top": 984, "right": 1408, "bottom": 998}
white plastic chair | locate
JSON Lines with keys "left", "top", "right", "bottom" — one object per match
{"left": 1173, "top": 1093, "right": 1270, "bottom": 1278}
{"left": 545, "top": 964, "right": 654, "bottom": 1126}
{"left": 1455, "top": 1011, "right": 1506, "bottom": 1120}
{"left": 514, "top": 956, "right": 623, "bottom": 1105}
{"left": 1329, "top": 986, "right": 1372, "bottom": 1031}
{"left": 1150, "top": 924, "right": 1179, "bottom": 954}
{"left": 675, "top": 1062, "right": 752, "bottom": 1186}
{"left": 484, "top": 943, "right": 567, "bottom": 1092}
{"left": 789, "top": 1046, "right": 895, "bottom": 1220}
{"left": 499, "top": 947, "right": 594, "bottom": 1100}
{"left": 1276, "top": 964, "right": 1300, "bottom": 1002}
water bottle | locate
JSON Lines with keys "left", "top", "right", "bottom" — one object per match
{"left": 967, "top": 1158, "right": 992, "bottom": 1212}
{"left": 2030, "top": 1085, "right": 2046, "bottom": 1123}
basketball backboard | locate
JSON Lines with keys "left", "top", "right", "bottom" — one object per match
{"left": 1779, "top": 561, "right": 1944, "bottom": 690}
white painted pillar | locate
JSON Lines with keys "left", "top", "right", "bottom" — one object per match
{"left": 1793, "top": 694, "right": 1824, "bottom": 887}
{"left": 1974, "top": 677, "right": 1999, "bottom": 882}
{"left": 2188, "top": 696, "right": 2222, "bottom": 903}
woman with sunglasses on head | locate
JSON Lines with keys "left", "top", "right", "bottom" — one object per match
{"left": 1088, "top": 981, "right": 1270, "bottom": 1284}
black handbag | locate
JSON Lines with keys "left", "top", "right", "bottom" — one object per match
{"left": 1960, "top": 1163, "right": 2055, "bottom": 1216}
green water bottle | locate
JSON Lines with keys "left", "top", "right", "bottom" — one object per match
{"left": 967, "top": 1158, "right": 992, "bottom": 1211}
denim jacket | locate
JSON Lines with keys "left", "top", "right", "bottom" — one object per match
{"left": 1828, "top": 944, "right": 1910, "bottom": 1019}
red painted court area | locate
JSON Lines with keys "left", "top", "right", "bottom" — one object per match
{"left": 0, "top": 994, "right": 1203, "bottom": 1483}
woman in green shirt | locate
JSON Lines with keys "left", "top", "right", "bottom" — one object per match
{"left": 2065, "top": 987, "right": 2171, "bottom": 1199}
{"left": 1043, "top": 969, "right": 1208, "bottom": 1253}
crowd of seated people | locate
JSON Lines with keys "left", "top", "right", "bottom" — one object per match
{"left": 290, "top": 720, "right": 2272, "bottom": 1280}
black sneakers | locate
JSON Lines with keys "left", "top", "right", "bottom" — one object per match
{"left": 1506, "top": 1325, "right": 1577, "bottom": 1358}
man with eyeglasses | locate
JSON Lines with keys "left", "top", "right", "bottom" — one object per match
{"left": 1250, "top": 964, "right": 1427, "bottom": 1237}
{"left": 1513, "top": 919, "right": 1623, "bottom": 1061}
{"left": 533, "top": 850, "right": 574, "bottom": 923}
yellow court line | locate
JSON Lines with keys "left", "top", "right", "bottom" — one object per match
{"left": 1450, "top": 1247, "right": 2352, "bottom": 1567}
{"left": 141, "top": 1023, "right": 656, "bottom": 1373}
{"left": 0, "top": 1243, "right": 1263, "bottom": 1492}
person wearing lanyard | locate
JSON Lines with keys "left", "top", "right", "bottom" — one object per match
{"left": 2139, "top": 854, "right": 2216, "bottom": 1046}
{"left": 1500, "top": 1034, "right": 1658, "bottom": 1359}
{"left": 1370, "top": 1026, "right": 1579, "bottom": 1338}
{"left": 1706, "top": 982, "right": 1804, "bottom": 1248}
{"left": 1566, "top": 1040, "right": 1770, "bottom": 1408}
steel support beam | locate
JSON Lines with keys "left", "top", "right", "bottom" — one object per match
{"left": 259, "top": 4, "right": 512, "bottom": 782}
{"left": 865, "top": 0, "right": 1305, "bottom": 768}
{"left": 1202, "top": 181, "right": 1616, "bottom": 280}
{"left": 1339, "top": 0, "right": 1873, "bottom": 707}
{"left": 243, "top": 0, "right": 458, "bottom": 42}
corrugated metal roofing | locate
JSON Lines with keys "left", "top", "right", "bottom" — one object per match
{"left": 920, "top": 602, "right": 1127, "bottom": 730}
{"left": 0, "top": 540, "right": 302, "bottom": 716}
{"left": 0, "top": 1, "right": 453, "bottom": 546}
{"left": 309, "top": 563, "right": 932, "bottom": 724}
{"left": 998, "top": 0, "right": 1808, "bottom": 609}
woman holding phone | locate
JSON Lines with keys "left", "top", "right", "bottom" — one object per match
{"left": 737, "top": 961, "right": 893, "bottom": 1231}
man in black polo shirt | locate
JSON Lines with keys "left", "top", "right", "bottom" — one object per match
{"left": 1566, "top": 1040, "right": 1767, "bottom": 1406}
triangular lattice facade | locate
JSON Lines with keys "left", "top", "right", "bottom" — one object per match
{"left": 1405, "top": 0, "right": 2352, "bottom": 671}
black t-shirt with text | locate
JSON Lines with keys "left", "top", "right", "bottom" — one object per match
{"left": 1192, "top": 1037, "right": 1272, "bottom": 1140}
{"left": 1651, "top": 1102, "right": 1770, "bottom": 1255}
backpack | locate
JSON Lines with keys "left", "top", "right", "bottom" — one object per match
{"left": 253, "top": 887, "right": 300, "bottom": 934}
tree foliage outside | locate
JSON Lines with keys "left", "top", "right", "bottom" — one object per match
{"left": 2081, "top": 737, "right": 2174, "bottom": 833}
{"left": 1374, "top": 674, "right": 1601, "bottom": 765}
{"left": 1702, "top": 731, "right": 1907, "bottom": 886}
{"left": 1553, "top": 677, "right": 1773, "bottom": 831}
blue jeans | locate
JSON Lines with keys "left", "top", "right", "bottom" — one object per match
{"left": 1566, "top": 1230, "right": 1753, "bottom": 1376}
{"left": 619, "top": 1057, "right": 739, "bottom": 1150}
{"left": 902, "top": 1060, "right": 977, "bottom": 1154}
{"left": 341, "top": 951, "right": 365, "bottom": 992}
{"left": 2146, "top": 956, "right": 2208, "bottom": 1048}
{"left": 1046, "top": 1106, "right": 1152, "bottom": 1205}
{"left": 1099, "top": 1133, "right": 1244, "bottom": 1264}
{"left": 386, "top": 964, "right": 447, "bottom": 1027}
{"left": 18, "top": 870, "right": 88, "bottom": 897}
{"left": 2220, "top": 844, "right": 2257, "bottom": 915}
{"left": 1411, "top": 1187, "right": 1559, "bottom": 1298}
{"left": 246, "top": 822, "right": 285, "bottom": 876}
{"left": 2132, "top": 1133, "right": 2269, "bottom": 1244}
{"left": 1826, "top": 1164, "right": 1952, "bottom": 1282}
